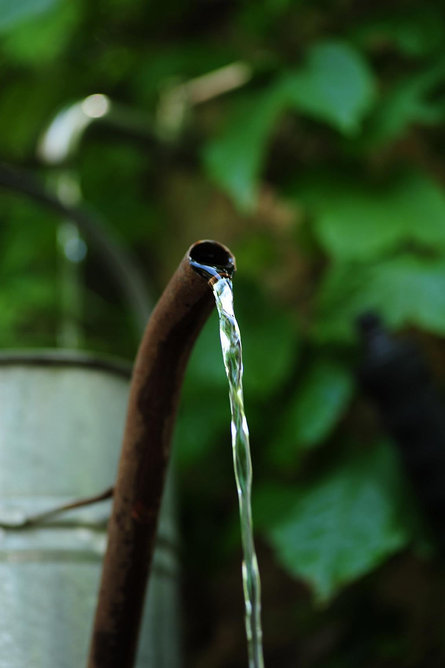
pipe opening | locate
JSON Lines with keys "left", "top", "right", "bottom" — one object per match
{"left": 189, "top": 240, "right": 235, "bottom": 281}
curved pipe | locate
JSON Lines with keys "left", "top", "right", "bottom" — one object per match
{"left": 88, "top": 240, "right": 235, "bottom": 668}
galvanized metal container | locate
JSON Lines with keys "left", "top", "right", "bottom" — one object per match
{"left": 0, "top": 351, "right": 180, "bottom": 668}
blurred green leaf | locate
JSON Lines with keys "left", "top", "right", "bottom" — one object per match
{"left": 294, "top": 170, "right": 445, "bottom": 261}
{"left": 185, "top": 280, "right": 299, "bottom": 399}
{"left": 0, "top": 77, "right": 62, "bottom": 158}
{"left": 232, "top": 234, "right": 281, "bottom": 281}
{"left": 174, "top": 385, "right": 229, "bottom": 467}
{"left": 1, "top": 1, "right": 79, "bottom": 65}
{"left": 203, "top": 86, "right": 285, "bottom": 210}
{"left": 235, "top": 279, "right": 299, "bottom": 399}
{"left": 0, "top": 0, "right": 60, "bottom": 32}
{"left": 256, "top": 442, "right": 414, "bottom": 601}
{"left": 237, "top": 0, "right": 297, "bottom": 36}
{"left": 354, "top": 8, "right": 445, "bottom": 57}
{"left": 0, "top": 198, "right": 59, "bottom": 347}
{"left": 80, "top": 143, "right": 157, "bottom": 243}
{"left": 0, "top": 276, "right": 58, "bottom": 347}
{"left": 204, "top": 41, "right": 375, "bottom": 210}
{"left": 271, "top": 358, "right": 354, "bottom": 471}
{"left": 315, "top": 254, "right": 445, "bottom": 342}
{"left": 389, "top": 15, "right": 445, "bottom": 56}
{"left": 184, "top": 312, "right": 228, "bottom": 391}
{"left": 368, "top": 63, "right": 445, "bottom": 145}
{"left": 282, "top": 41, "right": 376, "bottom": 135}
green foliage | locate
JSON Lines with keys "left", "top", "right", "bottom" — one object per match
{"left": 315, "top": 255, "right": 445, "bottom": 342}
{"left": 175, "top": 385, "right": 229, "bottom": 467}
{"left": 0, "top": 0, "right": 61, "bottom": 32}
{"left": 293, "top": 169, "right": 445, "bottom": 260}
{"left": 282, "top": 41, "right": 376, "bottom": 135}
{"left": 203, "top": 87, "right": 285, "bottom": 211}
{"left": 367, "top": 62, "right": 445, "bottom": 145}
{"left": 2, "top": 0, "right": 445, "bottom": 652}
{"left": 184, "top": 312, "right": 228, "bottom": 392}
{"left": 235, "top": 279, "right": 299, "bottom": 398}
{"left": 1, "top": 2, "right": 80, "bottom": 65}
{"left": 271, "top": 358, "right": 354, "bottom": 471}
{"left": 0, "top": 198, "right": 58, "bottom": 346}
{"left": 204, "top": 40, "right": 375, "bottom": 210}
{"left": 354, "top": 7, "right": 445, "bottom": 58}
{"left": 131, "top": 43, "right": 237, "bottom": 108}
{"left": 255, "top": 442, "right": 416, "bottom": 601}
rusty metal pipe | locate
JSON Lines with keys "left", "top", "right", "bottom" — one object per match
{"left": 88, "top": 240, "right": 235, "bottom": 668}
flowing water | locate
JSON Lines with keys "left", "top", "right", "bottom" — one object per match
{"left": 211, "top": 275, "right": 265, "bottom": 668}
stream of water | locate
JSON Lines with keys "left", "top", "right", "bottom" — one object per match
{"left": 211, "top": 275, "right": 265, "bottom": 668}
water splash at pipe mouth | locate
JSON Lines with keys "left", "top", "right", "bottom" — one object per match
{"left": 188, "top": 239, "right": 236, "bottom": 283}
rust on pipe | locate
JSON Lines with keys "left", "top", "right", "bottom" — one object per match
{"left": 88, "top": 240, "right": 235, "bottom": 668}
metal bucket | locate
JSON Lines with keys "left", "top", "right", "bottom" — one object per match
{"left": 0, "top": 351, "right": 180, "bottom": 668}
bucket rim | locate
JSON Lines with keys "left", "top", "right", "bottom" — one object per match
{"left": 0, "top": 349, "right": 132, "bottom": 379}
